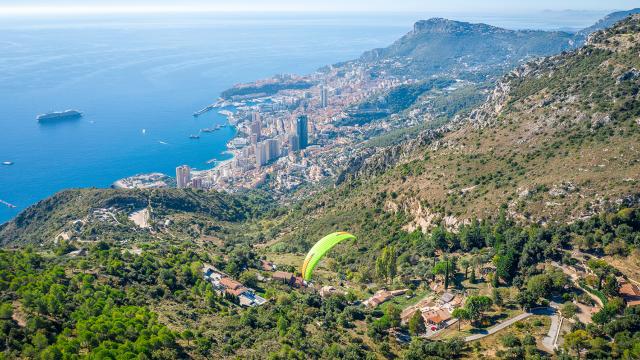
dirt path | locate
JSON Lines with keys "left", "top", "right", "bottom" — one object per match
{"left": 129, "top": 208, "right": 150, "bottom": 228}
{"left": 11, "top": 301, "right": 27, "bottom": 327}
{"left": 550, "top": 261, "right": 604, "bottom": 307}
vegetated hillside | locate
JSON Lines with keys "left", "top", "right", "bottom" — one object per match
{"left": 369, "top": 14, "right": 638, "bottom": 223}
{"left": 359, "top": 18, "right": 577, "bottom": 79}
{"left": 3, "top": 15, "right": 640, "bottom": 360}
{"left": 0, "top": 188, "right": 274, "bottom": 246}
{"left": 220, "top": 80, "right": 312, "bottom": 100}
{"left": 575, "top": 7, "right": 640, "bottom": 39}
{"left": 266, "top": 15, "right": 640, "bottom": 262}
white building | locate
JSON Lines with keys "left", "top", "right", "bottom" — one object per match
{"left": 191, "top": 177, "right": 203, "bottom": 189}
{"left": 255, "top": 141, "right": 268, "bottom": 167}
{"left": 266, "top": 138, "right": 280, "bottom": 161}
{"left": 176, "top": 165, "right": 191, "bottom": 189}
{"left": 320, "top": 85, "right": 328, "bottom": 108}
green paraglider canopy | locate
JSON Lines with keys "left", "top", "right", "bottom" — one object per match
{"left": 301, "top": 232, "right": 356, "bottom": 281}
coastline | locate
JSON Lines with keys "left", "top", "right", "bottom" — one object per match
{"left": 114, "top": 101, "right": 240, "bottom": 189}
{"left": 0, "top": 13, "right": 411, "bottom": 223}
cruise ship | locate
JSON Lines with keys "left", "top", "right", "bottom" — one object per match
{"left": 36, "top": 109, "right": 82, "bottom": 122}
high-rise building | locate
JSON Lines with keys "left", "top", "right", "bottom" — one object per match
{"left": 176, "top": 165, "right": 191, "bottom": 189}
{"left": 277, "top": 117, "right": 285, "bottom": 134}
{"left": 296, "top": 115, "right": 308, "bottom": 150}
{"left": 266, "top": 139, "right": 280, "bottom": 161}
{"left": 250, "top": 116, "right": 261, "bottom": 141}
{"left": 255, "top": 142, "right": 267, "bottom": 167}
{"left": 320, "top": 85, "right": 328, "bottom": 108}
{"left": 288, "top": 134, "right": 299, "bottom": 152}
{"left": 191, "top": 177, "right": 203, "bottom": 190}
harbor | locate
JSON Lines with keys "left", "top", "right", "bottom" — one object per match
{"left": 192, "top": 98, "right": 228, "bottom": 117}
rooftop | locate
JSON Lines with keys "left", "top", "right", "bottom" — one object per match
{"left": 423, "top": 309, "right": 452, "bottom": 324}
{"left": 219, "top": 277, "right": 243, "bottom": 290}
{"left": 620, "top": 282, "right": 640, "bottom": 297}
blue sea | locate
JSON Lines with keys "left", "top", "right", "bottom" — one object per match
{"left": 0, "top": 11, "right": 610, "bottom": 223}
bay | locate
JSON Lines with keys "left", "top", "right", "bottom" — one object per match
{"left": 0, "top": 11, "right": 608, "bottom": 223}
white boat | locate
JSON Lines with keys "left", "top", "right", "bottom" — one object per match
{"left": 36, "top": 109, "right": 82, "bottom": 122}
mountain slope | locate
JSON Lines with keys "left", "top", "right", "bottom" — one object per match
{"left": 359, "top": 18, "right": 576, "bottom": 79}
{"left": 376, "top": 13, "right": 639, "bottom": 219}
{"left": 576, "top": 8, "right": 640, "bottom": 38}
{"left": 0, "top": 188, "right": 273, "bottom": 246}
{"left": 266, "top": 14, "right": 640, "bottom": 261}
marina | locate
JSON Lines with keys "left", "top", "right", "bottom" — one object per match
{"left": 193, "top": 105, "right": 214, "bottom": 117}
{"left": 193, "top": 99, "right": 225, "bottom": 117}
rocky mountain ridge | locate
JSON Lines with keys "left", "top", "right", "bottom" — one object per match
{"left": 359, "top": 17, "right": 576, "bottom": 79}
{"left": 576, "top": 7, "right": 640, "bottom": 38}
{"left": 336, "top": 14, "right": 640, "bottom": 226}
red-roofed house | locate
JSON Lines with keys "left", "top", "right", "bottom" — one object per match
{"left": 219, "top": 277, "right": 243, "bottom": 290}
{"left": 261, "top": 260, "right": 275, "bottom": 271}
{"left": 422, "top": 309, "right": 452, "bottom": 329}
{"left": 620, "top": 282, "right": 640, "bottom": 307}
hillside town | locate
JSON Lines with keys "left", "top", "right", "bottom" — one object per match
{"left": 112, "top": 31, "right": 480, "bottom": 196}
{"left": 109, "top": 54, "right": 461, "bottom": 195}
{"left": 179, "top": 63, "right": 416, "bottom": 194}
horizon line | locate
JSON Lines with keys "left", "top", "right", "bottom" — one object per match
{"left": 0, "top": 6, "right": 622, "bottom": 16}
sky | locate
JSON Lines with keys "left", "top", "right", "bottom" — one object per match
{"left": 0, "top": 0, "right": 638, "bottom": 15}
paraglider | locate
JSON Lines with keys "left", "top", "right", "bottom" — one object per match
{"left": 301, "top": 232, "right": 356, "bottom": 281}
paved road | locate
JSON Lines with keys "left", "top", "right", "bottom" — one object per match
{"left": 464, "top": 307, "right": 556, "bottom": 343}
{"left": 542, "top": 314, "right": 560, "bottom": 351}
{"left": 464, "top": 312, "right": 532, "bottom": 342}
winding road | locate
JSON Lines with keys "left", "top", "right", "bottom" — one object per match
{"left": 464, "top": 312, "right": 533, "bottom": 341}
{"left": 464, "top": 306, "right": 560, "bottom": 352}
